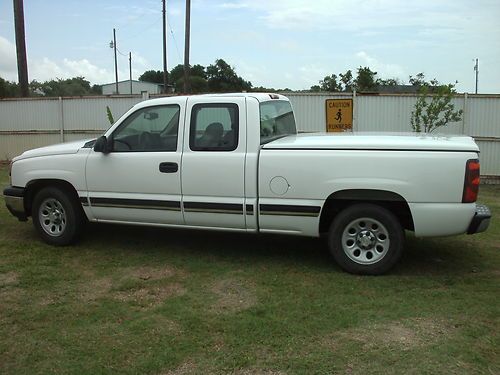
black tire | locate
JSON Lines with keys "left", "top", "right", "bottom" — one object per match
{"left": 32, "top": 186, "right": 85, "bottom": 246}
{"left": 327, "top": 203, "right": 404, "bottom": 275}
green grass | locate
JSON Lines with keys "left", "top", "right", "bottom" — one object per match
{"left": 0, "top": 165, "right": 498, "bottom": 375}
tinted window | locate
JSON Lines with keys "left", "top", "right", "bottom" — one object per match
{"left": 112, "top": 105, "right": 180, "bottom": 152}
{"left": 260, "top": 100, "right": 296, "bottom": 144}
{"left": 190, "top": 103, "right": 238, "bottom": 151}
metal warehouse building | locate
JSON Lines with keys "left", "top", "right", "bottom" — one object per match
{"left": 100, "top": 80, "right": 163, "bottom": 95}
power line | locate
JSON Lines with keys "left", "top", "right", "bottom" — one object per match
{"left": 123, "top": 15, "right": 163, "bottom": 41}
{"left": 169, "top": 25, "right": 182, "bottom": 60}
{"left": 115, "top": 47, "right": 129, "bottom": 57}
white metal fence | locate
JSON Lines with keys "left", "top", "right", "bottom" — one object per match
{"left": 288, "top": 93, "right": 500, "bottom": 177}
{"left": 1, "top": 93, "right": 499, "bottom": 177}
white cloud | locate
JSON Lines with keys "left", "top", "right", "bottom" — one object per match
{"left": 355, "top": 51, "right": 405, "bottom": 80}
{"left": 298, "top": 64, "right": 330, "bottom": 88}
{"left": 219, "top": 3, "right": 249, "bottom": 9}
{"left": 0, "top": 32, "right": 150, "bottom": 84}
{"left": 25, "top": 57, "right": 112, "bottom": 83}
{"left": 0, "top": 36, "right": 17, "bottom": 80}
{"left": 0, "top": 36, "right": 114, "bottom": 83}
{"left": 221, "top": 0, "right": 493, "bottom": 38}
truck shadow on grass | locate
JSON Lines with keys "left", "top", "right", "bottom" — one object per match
{"left": 77, "top": 223, "right": 488, "bottom": 276}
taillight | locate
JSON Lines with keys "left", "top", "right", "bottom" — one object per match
{"left": 462, "top": 159, "right": 480, "bottom": 203}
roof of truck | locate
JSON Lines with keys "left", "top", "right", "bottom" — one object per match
{"left": 199, "top": 92, "right": 288, "bottom": 101}
{"left": 138, "top": 93, "right": 289, "bottom": 107}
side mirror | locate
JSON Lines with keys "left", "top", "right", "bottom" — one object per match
{"left": 94, "top": 135, "right": 110, "bottom": 154}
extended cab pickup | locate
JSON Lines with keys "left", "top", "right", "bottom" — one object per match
{"left": 3, "top": 93, "right": 491, "bottom": 274}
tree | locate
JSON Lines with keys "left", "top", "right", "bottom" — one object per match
{"left": 319, "top": 74, "right": 341, "bottom": 92}
{"left": 138, "top": 70, "right": 163, "bottom": 84}
{"left": 169, "top": 64, "right": 207, "bottom": 93}
{"left": 31, "top": 77, "right": 98, "bottom": 97}
{"left": 409, "top": 72, "right": 439, "bottom": 88}
{"left": 376, "top": 78, "right": 400, "bottom": 86}
{"left": 206, "top": 59, "right": 252, "bottom": 92}
{"left": 91, "top": 84, "right": 102, "bottom": 95}
{"left": 410, "top": 77, "right": 463, "bottom": 133}
{"left": 355, "top": 66, "right": 377, "bottom": 92}
{"left": 169, "top": 65, "right": 185, "bottom": 83}
{"left": 339, "top": 70, "right": 354, "bottom": 92}
{"left": 0, "top": 77, "right": 19, "bottom": 97}
{"left": 311, "top": 70, "right": 352, "bottom": 92}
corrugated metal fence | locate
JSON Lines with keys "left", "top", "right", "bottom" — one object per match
{"left": 1, "top": 93, "right": 499, "bottom": 176}
{"left": 287, "top": 93, "right": 500, "bottom": 177}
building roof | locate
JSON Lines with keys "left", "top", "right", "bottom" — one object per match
{"left": 100, "top": 79, "right": 163, "bottom": 87}
{"left": 375, "top": 85, "right": 420, "bottom": 94}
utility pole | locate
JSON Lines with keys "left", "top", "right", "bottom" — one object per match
{"left": 110, "top": 28, "right": 119, "bottom": 94}
{"left": 474, "top": 58, "right": 478, "bottom": 94}
{"left": 162, "top": 0, "right": 169, "bottom": 93}
{"left": 183, "top": 0, "right": 191, "bottom": 94}
{"left": 129, "top": 52, "right": 132, "bottom": 94}
{"left": 13, "top": 0, "right": 29, "bottom": 97}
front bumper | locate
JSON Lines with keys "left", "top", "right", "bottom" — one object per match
{"left": 467, "top": 204, "right": 491, "bottom": 234}
{"left": 3, "top": 186, "right": 28, "bottom": 222}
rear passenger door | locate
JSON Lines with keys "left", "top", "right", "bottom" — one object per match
{"left": 181, "top": 97, "right": 247, "bottom": 229}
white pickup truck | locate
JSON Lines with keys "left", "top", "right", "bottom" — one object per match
{"left": 3, "top": 93, "right": 491, "bottom": 274}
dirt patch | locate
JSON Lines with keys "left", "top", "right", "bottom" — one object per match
{"left": 136, "top": 313, "right": 181, "bottom": 335}
{"left": 0, "top": 287, "right": 24, "bottom": 314}
{"left": 121, "top": 265, "right": 178, "bottom": 281}
{"left": 485, "top": 269, "right": 500, "bottom": 276}
{"left": 324, "top": 317, "right": 453, "bottom": 351}
{"left": 114, "top": 283, "right": 186, "bottom": 308}
{"left": 0, "top": 271, "right": 19, "bottom": 286}
{"left": 0, "top": 286, "right": 23, "bottom": 303}
{"left": 79, "top": 276, "right": 113, "bottom": 302}
{"left": 37, "top": 294, "right": 58, "bottom": 307}
{"left": 60, "top": 262, "right": 187, "bottom": 305}
{"left": 160, "top": 361, "right": 197, "bottom": 375}
{"left": 210, "top": 278, "right": 257, "bottom": 313}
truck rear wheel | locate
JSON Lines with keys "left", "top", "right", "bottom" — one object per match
{"left": 328, "top": 203, "right": 404, "bottom": 275}
{"left": 32, "top": 186, "right": 84, "bottom": 246}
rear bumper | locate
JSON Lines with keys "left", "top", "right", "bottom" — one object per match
{"left": 3, "top": 186, "right": 28, "bottom": 222}
{"left": 467, "top": 204, "right": 491, "bottom": 234}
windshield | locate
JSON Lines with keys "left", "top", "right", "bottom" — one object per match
{"left": 259, "top": 100, "right": 297, "bottom": 144}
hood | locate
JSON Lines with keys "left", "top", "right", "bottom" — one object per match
{"left": 262, "top": 132, "right": 480, "bottom": 152}
{"left": 13, "top": 139, "right": 95, "bottom": 162}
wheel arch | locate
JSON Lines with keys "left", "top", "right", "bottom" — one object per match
{"left": 319, "top": 189, "right": 414, "bottom": 235}
{"left": 24, "top": 179, "right": 83, "bottom": 217}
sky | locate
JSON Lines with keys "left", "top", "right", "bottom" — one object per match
{"left": 0, "top": 0, "right": 499, "bottom": 93}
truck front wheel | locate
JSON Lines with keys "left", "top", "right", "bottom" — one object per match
{"left": 32, "top": 186, "right": 84, "bottom": 246}
{"left": 328, "top": 204, "right": 404, "bottom": 275}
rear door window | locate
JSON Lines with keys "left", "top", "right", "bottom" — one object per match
{"left": 189, "top": 103, "right": 239, "bottom": 151}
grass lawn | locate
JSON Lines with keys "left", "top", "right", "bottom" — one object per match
{"left": 0, "top": 165, "right": 498, "bottom": 375}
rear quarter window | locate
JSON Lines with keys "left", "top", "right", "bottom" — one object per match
{"left": 260, "top": 100, "right": 297, "bottom": 144}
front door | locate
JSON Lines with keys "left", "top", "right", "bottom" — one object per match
{"left": 85, "top": 99, "right": 185, "bottom": 225}
{"left": 181, "top": 97, "right": 247, "bottom": 229}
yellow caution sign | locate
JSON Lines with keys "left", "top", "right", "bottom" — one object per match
{"left": 325, "top": 99, "right": 353, "bottom": 132}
